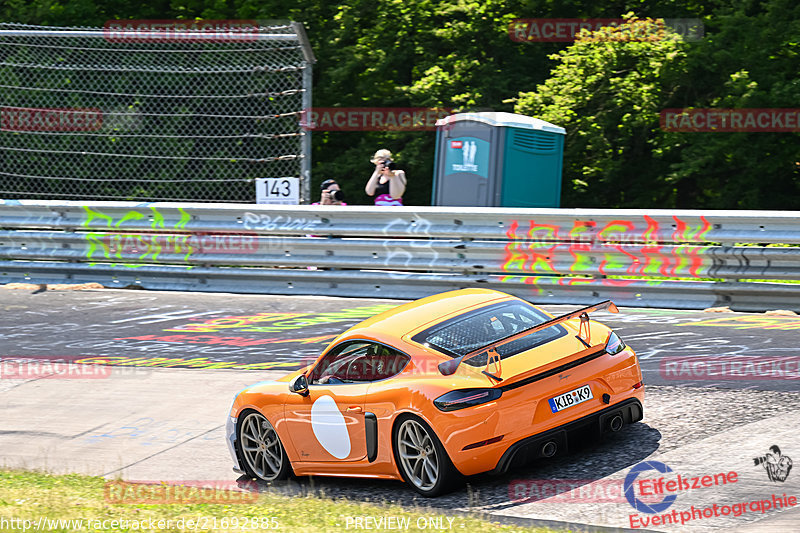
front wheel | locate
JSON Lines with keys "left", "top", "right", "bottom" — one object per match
{"left": 393, "top": 416, "right": 459, "bottom": 497}
{"left": 237, "top": 410, "right": 292, "bottom": 482}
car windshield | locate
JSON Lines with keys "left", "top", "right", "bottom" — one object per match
{"left": 412, "top": 302, "right": 567, "bottom": 366}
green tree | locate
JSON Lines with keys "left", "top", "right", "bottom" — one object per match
{"left": 515, "top": 7, "right": 800, "bottom": 209}
{"left": 660, "top": 0, "right": 800, "bottom": 209}
{"left": 515, "top": 16, "right": 691, "bottom": 207}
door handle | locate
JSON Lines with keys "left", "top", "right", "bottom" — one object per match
{"left": 346, "top": 406, "right": 363, "bottom": 413}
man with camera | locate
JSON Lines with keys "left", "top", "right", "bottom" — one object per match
{"left": 316, "top": 179, "right": 347, "bottom": 205}
{"left": 754, "top": 445, "right": 793, "bottom": 482}
{"left": 365, "top": 148, "right": 407, "bottom": 206}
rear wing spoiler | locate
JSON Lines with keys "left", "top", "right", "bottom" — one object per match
{"left": 438, "top": 300, "right": 619, "bottom": 377}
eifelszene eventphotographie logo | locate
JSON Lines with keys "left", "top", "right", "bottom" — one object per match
{"left": 624, "top": 458, "right": 796, "bottom": 529}
{"left": 624, "top": 460, "right": 678, "bottom": 514}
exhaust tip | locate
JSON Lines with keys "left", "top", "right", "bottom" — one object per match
{"left": 608, "top": 414, "right": 624, "bottom": 432}
{"left": 541, "top": 440, "right": 558, "bottom": 458}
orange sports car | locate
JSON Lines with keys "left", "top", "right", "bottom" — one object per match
{"left": 226, "top": 288, "right": 644, "bottom": 496}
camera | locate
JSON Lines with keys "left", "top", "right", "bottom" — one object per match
{"left": 381, "top": 159, "right": 397, "bottom": 170}
{"left": 325, "top": 189, "right": 345, "bottom": 202}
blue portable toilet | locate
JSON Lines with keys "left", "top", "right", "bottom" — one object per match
{"left": 432, "top": 112, "right": 566, "bottom": 207}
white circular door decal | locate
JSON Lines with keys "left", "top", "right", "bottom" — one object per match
{"left": 310, "top": 395, "right": 351, "bottom": 459}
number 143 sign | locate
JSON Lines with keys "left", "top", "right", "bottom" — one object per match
{"left": 256, "top": 177, "right": 300, "bottom": 205}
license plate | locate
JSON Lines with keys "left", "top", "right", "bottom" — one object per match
{"left": 548, "top": 385, "right": 593, "bottom": 413}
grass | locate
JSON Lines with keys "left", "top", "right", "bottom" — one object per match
{"left": 0, "top": 469, "right": 562, "bottom": 533}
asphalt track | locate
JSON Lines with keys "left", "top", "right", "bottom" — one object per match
{"left": 1, "top": 286, "right": 798, "bottom": 532}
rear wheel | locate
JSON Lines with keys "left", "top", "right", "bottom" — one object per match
{"left": 393, "top": 416, "right": 459, "bottom": 496}
{"left": 237, "top": 410, "right": 291, "bottom": 481}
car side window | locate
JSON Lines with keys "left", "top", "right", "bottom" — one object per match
{"left": 367, "top": 345, "right": 410, "bottom": 381}
{"left": 309, "top": 342, "right": 409, "bottom": 384}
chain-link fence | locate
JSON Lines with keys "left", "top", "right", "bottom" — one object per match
{"left": 0, "top": 22, "right": 314, "bottom": 203}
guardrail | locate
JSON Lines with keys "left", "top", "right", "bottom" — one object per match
{"left": 1, "top": 200, "right": 799, "bottom": 311}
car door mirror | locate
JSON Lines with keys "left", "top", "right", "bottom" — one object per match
{"left": 290, "top": 374, "right": 309, "bottom": 396}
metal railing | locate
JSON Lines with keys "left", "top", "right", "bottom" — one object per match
{"left": 1, "top": 200, "right": 799, "bottom": 311}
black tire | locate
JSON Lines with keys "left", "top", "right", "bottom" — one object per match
{"left": 236, "top": 409, "right": 292, "bottom": 481}
{"left": 392, "top": 415, "right": 460, "bottom": 497}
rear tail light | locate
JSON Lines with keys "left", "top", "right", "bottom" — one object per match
{"left": 434, "top": 388, "right": 502, "bottom": 412}
{"left": 605, "top": 331, "right": 627, "bottom": 355}
{"left": 633, "top": 381, "right": 643, "bottom": 389}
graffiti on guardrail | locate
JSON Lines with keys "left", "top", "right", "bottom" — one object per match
{"left": 83, "top": 205, "right": 193, "bottom": 265}
{"left": 80, "top": 206, "right": 292, "bottom": 265}
{"left": 381, "top": 215, "right": 439, "bottom": 278}
{"left": 83, "top": 205, "right": 191, "bottom": 231}
{"left": 3, "top": 201, "right": 798, "bottom": 310}
{"left": 500, "top": 215, "right": 715, "bottom": 283}
{"left": 241, "top": 211, "right": 321, "bottom": 232}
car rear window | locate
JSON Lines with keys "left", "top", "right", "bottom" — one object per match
{"left": 411, "top": 302, "right": 567, "bottom": 365}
